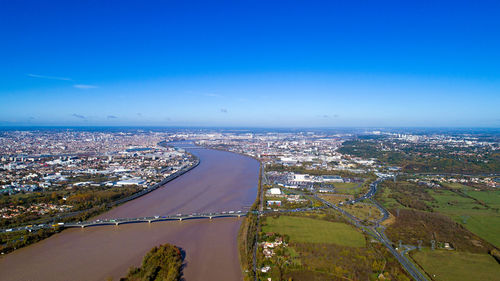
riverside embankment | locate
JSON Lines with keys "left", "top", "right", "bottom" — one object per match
{"left": 0, "top": 142, "right": 259, "bottom": 281}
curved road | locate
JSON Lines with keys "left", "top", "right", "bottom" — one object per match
{"left": 316, "top": 177, "right": 429, "bottom": 281}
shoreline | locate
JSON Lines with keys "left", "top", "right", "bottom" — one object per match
{"left": 0, "top": 141, "right": 200, "bottom": 255}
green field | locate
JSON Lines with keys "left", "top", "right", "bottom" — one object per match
{"left": 340, "top": 203, "right": 383, "bottom": 221}
{"left": 467, "top": 190, "right": 500, "bottom": 209}
{"left": 333, "top": 182, "right": 359, "bottom": 189}
{"left": 262, "top": 215, "right": 365, "bottom": 247}
{"left": 411, "top": 249, "right": 500, "bottom": 281}
{"left": 332, "top": 182, "right": 362, "bottom": 195}
{"left": 376, "top": 182, "right": 406, "bottom": 210}
{"left": 440, "top": 182, "right": 472, "bottom": 190}
{"left": 429, "top": 189, "right": 500, "bottom": 248}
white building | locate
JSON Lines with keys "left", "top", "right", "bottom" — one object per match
{"left": 268, "top": 187, "right": 282, "bottom": 195}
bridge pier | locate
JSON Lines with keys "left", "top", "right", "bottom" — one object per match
{"left": 209, "top": 216, "right": 212, "bottom": 219}
{"left": 179, "top": 218, "right": 182, "bottom": 221}
{"left": 237, "top": 214, "right": 241, "bottom": 218}
{"left": 81, "top": 225, "right": 85, "bottom": 228}
{"left": 148, "top": 220, "right": 151, "bottom": 223}
{"left": 115, "top": 222, "right": 119, "bottom": 226}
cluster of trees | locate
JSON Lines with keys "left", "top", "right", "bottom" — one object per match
{"left": 339, "top": 139, "right": 500, "bottom": 174}
{"left": 277, "top": 242, "right": 410, "bottom": 281}
{"left": 386, "top": 208, "right": 494, "bottom": 254}
{"left": 239, "top": 164, "right": 262, "bottom": 281}
{"left": 239, "top": 213, "right": 258, "bottom": 281}
{"left": 65, "top": 186, "right": 140, "bottom": 208}
{"left": 0, "top": 228, "right": 60, "bottom": 254}
{"left": 377, "top": 181, "right": 435, "bottom": 212}
{"left": 121, "top": 244, "right": 183, "bottom": 281}
{"left": 0, "top": 185, "right": 141, "bottom": 228}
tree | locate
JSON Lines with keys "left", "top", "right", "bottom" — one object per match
{"left": 121, "top": 244, "right": 183, "bottom": 281}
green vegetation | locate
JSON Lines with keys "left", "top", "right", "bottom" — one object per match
{"left": 0, "top": 185, "right": 141, "bottom": 228}
{"left": 377, "top": 180, "right": 500, "bottom": 248}
{"left": 376, "top": 180, "right": 435, "bottom": 212}
{"left": 340, "top": 203, "right": 383, "bottom": 222}
{"left": 262, "top": 215, "right": 365, "bottom": 247}
{"left": 238, "top": 213, "right": 258, "bottom": 281}
{"left": 411, "top": 249, "right": 500, "bottom": 281}
{"left": 332, "top": 182, "right": 359, "bottom": 189}
{"left": 287, "top": 243, "right": 411, "bottom": 281}
{"left": 238, "top": 164, "right": 262, "bottom": 281}
{"left": 440, "top": 182, "right": 470, "bottom": 190}
{"left": 377, "top": 179, "right": 500, "bottom": 280}
{"left": 339, "top": 139, "right": 500, "bottom": 174}
{"left": 385, "top": 209, "right": 493, "bottom": 253}
{"left": 428, "top": 189, "right": 500, "bottom": 248}
{"left": 0, "top": 227, "right": 61, "bottom": 255}
{"left": 333, "top": 182, "right": 362, "bottom": 195}
{"left": 318, "top": 194, "right": 353, "bottom": 205}
{"left": 121, "top": 243, "right": 182, "bottom": 281}
{"left": 258, "top": 214, "right": 410, "bottom": 281}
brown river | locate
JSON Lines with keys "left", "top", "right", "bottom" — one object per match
{"left": 0, "top": 143, "right": 259, "bottom": 281}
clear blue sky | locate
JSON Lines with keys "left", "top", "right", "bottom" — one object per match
{"left": 1, "top": 0, "right": 499, "bottom": 127}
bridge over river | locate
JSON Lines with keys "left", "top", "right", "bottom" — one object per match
{"left": 66, "top": 211, "right": 247, "bottom": 228}
{"left": 65, "top": 206, "right": 326, "bottom": 228}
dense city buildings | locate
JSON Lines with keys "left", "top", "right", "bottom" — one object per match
{"left": 1, "top": 127, "right": 499, "bottom": 281}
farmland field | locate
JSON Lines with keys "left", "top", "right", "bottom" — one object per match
{"left": 429, "top": 189, "right": 500, "bottom": 248}
{"left": 411, "top": 249, "right": 500, "bottom": 281}
{"left": 262, "top": 215, "right": 365, "bottom": 247}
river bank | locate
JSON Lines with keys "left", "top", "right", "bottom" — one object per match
{"left": 0, "top": 143, "right": 259, "bottom": 281}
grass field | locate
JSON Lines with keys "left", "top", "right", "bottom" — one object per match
{"left": 467, "top": 190, "right": 500, "bottom": 209}
{"left": 333, "top": 182, "right": 363, "bottom": 195}
{"left": 340, "top": 203, "right": 383, "bottom": 221}
{"left": 376, "top": 182, "right": 407, "bottom": 210}
{"left": 318, "top": 194, "right": 353, "bottom": 205}
{"left": 333, "top": 182, "right": 359, "bottom": 189}
{"left": 262, "top": 215, "right": 365, "bottom": 247}
{"left": 411, "top": 249, "right": 500, "bottom": 281}
{"left": 440, "top": 182, "right": 472, "bottom": 190}
{"left": 429, "top": 189, "right": 500, "bottom": 248}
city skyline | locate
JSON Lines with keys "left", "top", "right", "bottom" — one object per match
{"left": 1, "top": 0, "right": 499, "bottom": 127}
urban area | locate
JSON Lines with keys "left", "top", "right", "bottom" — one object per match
{"left": 1, "top": 128, "right": 499, "bottom": 281}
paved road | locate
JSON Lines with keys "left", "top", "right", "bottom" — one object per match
{"left": 316, "top": 177, "right": 429, "bottom": 281}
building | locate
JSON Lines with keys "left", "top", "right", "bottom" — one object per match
{"left": 321, "top": 175, "right": 343, "bottom": 183}
{"left": 267, "top": 200, "right": 281, "bottom": 206}
{"left": 268, "top": 187, "right": 282, "bottom": 195}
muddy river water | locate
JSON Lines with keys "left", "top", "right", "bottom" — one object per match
{"left": 0, "top": 143, "right": 259, "bottom": 281}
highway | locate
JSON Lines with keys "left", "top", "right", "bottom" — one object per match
{"left": 3, "top": 166, "right": 427, "bottom": 281}
{"left": 315, "top": 177, "right": 429, "bottom": 281}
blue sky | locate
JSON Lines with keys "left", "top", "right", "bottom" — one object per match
{"left": 1, "top": 0, "right": 499, "bottom": 127}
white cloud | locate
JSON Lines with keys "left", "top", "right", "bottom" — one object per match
{"left": 27, "top": 73, "right": 73, "bottom": 81}
{"left": 73, "top": 84, "right": 98, "bottom": 89}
